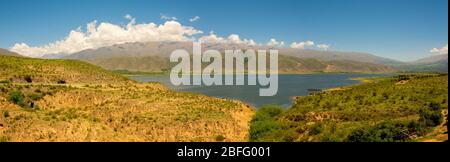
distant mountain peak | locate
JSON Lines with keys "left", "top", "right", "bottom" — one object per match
{"left": 0, "top": 48, "right": 23, "bottom": 57}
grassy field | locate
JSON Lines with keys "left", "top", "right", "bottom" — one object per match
{"left": 250, "top": 74, "right": 448, "bottom": 142}
{"left": 0, "top": 55, "right": 254, "bottom": 142}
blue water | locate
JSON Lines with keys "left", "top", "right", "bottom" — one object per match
{"left": 129, "top": 74, "right": 388, "bottom": 108}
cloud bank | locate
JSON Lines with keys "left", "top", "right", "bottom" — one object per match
{"left": 10, "top": 15, "right": 334, "bottom": 57}
{"left": 199, "top": 32, "right": 257, "bottom": 46}
{"left": 266, "top": 38, "right": 285, "bottom": 47}
{"left": 430, "top": 44, "right": 448, "bottom": 55}
{"left": 11, "top": 15, "right": 202, "bottom": 57}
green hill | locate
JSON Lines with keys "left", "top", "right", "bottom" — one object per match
{"left": 250, "top": 74, "right": 448, "bottom": 142}
{"left": 0, "top": 55, "right": 129, "bottom": 84}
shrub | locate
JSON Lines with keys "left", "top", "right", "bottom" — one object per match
{"left": 309, "top": 123, "right": 323, "bottom": 135}
{"left": 418, "top": 102, "right": 443, "bottom": 127}
{"left": 2, "top": 111, "right": 10, "bottom": 118}
{"left": 428, "top": 102, "right": 441, "bottom": 111}
{"left": 249, "top": 105, "right": 285, "bottom": 141}
{"left": 215, "top": 135, "right": 226, "bottom": 142}
{"left": 346, "top": 121, "right": 409, "bottom": 142}
{"left": 24, "top": 75, "right": 32, "bottom": 83}
{"left": 57, "top": 79, "right": 66, "bottom": 84}
{"left": 9, "top": 90, "right": 25, "bottom": 107}
{"left": 249, "top": 119, "right": 282, "bottom": 141}
{"left": 0, "top": 80, "right": 11, "bottom": 84}
{"left": 419, "top": 109, "right": 443, "bottom": 127}
{"left": 278, "top": 129, "right": 298, "bottom": 142}
{"left": 257, "top": 105, "right": 284, "bottom": 118}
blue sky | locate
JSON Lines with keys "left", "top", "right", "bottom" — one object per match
{"left": 0, "top": 0, "right": 448, "bottom": 61}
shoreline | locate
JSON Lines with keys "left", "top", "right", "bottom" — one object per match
{"left": 119, "top": 72, "right": 396, "bottom": 77}
{"left": 126, "top": 73, "right": 394, "bottom": 109}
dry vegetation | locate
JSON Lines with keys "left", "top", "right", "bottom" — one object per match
{"left": 0, "top": 55, "right": 254, "bottom": 142}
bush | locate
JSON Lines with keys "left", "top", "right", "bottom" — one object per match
{"left": 418, "top": 102, "right": 443, "bottom": 127}
{"left": 309, "top": 123, "right": 323, "bottom": 135}
{"left": 249, "top": 105, "right": 285, "bottom": 141}
{"left": 250, "top": 119, "right": 282, "bottom": 141}
{"left": 57, "top": 79, "right": 66, "bottom": 84}
{"left": 419, "top": 109, "right": 443, "bottom": 127}
{"left": 215, "top": 135, "right": 226, "bottom": 142}
{"left": 0, "top": 80, "right": 11, "bottom": 84}
{"left": 9, "top": 90, "right": 25, "bottom": 107}
{"left": 346, "top": 121, "right": 409, "bottom": 142}
{"left": 2, "top": 111, "right": 10, "bottom": 118}
{"left": 256, "top": 105, "right": 284, "bottom": 119}
{"left": 24, "top": 75, "right": 32, "bottom": 83}
{"left": 428, "top": 102, "right": 441, "bottom": 111}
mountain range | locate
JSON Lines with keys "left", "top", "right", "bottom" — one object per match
{"left": 392, "top": 54, "right": 448, "bottom": 72}
{"left": 2, "top": 41, "right": 448, "bottom": 73}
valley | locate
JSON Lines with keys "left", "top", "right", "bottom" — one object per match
{"left": 0, "top": 47, "right": 448, "bottom": 142}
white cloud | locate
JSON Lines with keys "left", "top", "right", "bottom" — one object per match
{"left": 10, "top": 15, "right": 202, "bottom": 57}
{"left": 199, "top": 31, "right": 226, "bottom": 43}
{"left": 189, "top": 16, "right": 200, "bottom": 22}
{"left": 199, "top": 32, "right": 257, "bottom": 46}
{"left": 228, "top": 34, "right": 257, "bottom": 46}
{"left": 317, "top": 44, "right": 331, "bottom": 50}
{"left": 430, "top": 44, "right": 448, "bottom": 55}
{"left": 266, "top": 38, "right": 285, "bottom": 47}
{"left": 160, "top": 13, "right": 177, "bottom": 21}
{"left": 290, "top": 40, "right": 314, "bottom": 49}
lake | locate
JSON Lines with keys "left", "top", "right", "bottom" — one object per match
{"left": 129, "top": 74, "right": 389, "bottom": 108}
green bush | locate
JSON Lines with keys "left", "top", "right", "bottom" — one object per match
{"left": 419, "top": 109, "right": 443, "bottom": 127}
{"left": 249, "top": 105, "right": 285, "bottom": 141}
{"left": 309, "top": 123, "right": 323, "bottom": 135}
{"left": 250, "top": 119, "right": 283, "bottom": 141}
{"left": 9, "top": 90, "right": 25, "bottom": 107}
{"left": 346, "top": 121, "right": 409, "bottom": 142}
{"left": 254, "top": 105, "right": 284, "bottom": 120}
{"left": 0, "top": 80, "right": 11, "bottom": 84}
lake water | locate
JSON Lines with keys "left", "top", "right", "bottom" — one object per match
{"left": 129, "top": 74, "right": 388, "bottom": 108}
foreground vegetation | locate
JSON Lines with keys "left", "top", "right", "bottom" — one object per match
{"left": 0, "top": 55, "right": 254, "bottom": 142}
{"left": 250, "top": 74, "right": 448, "bottom": 142}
